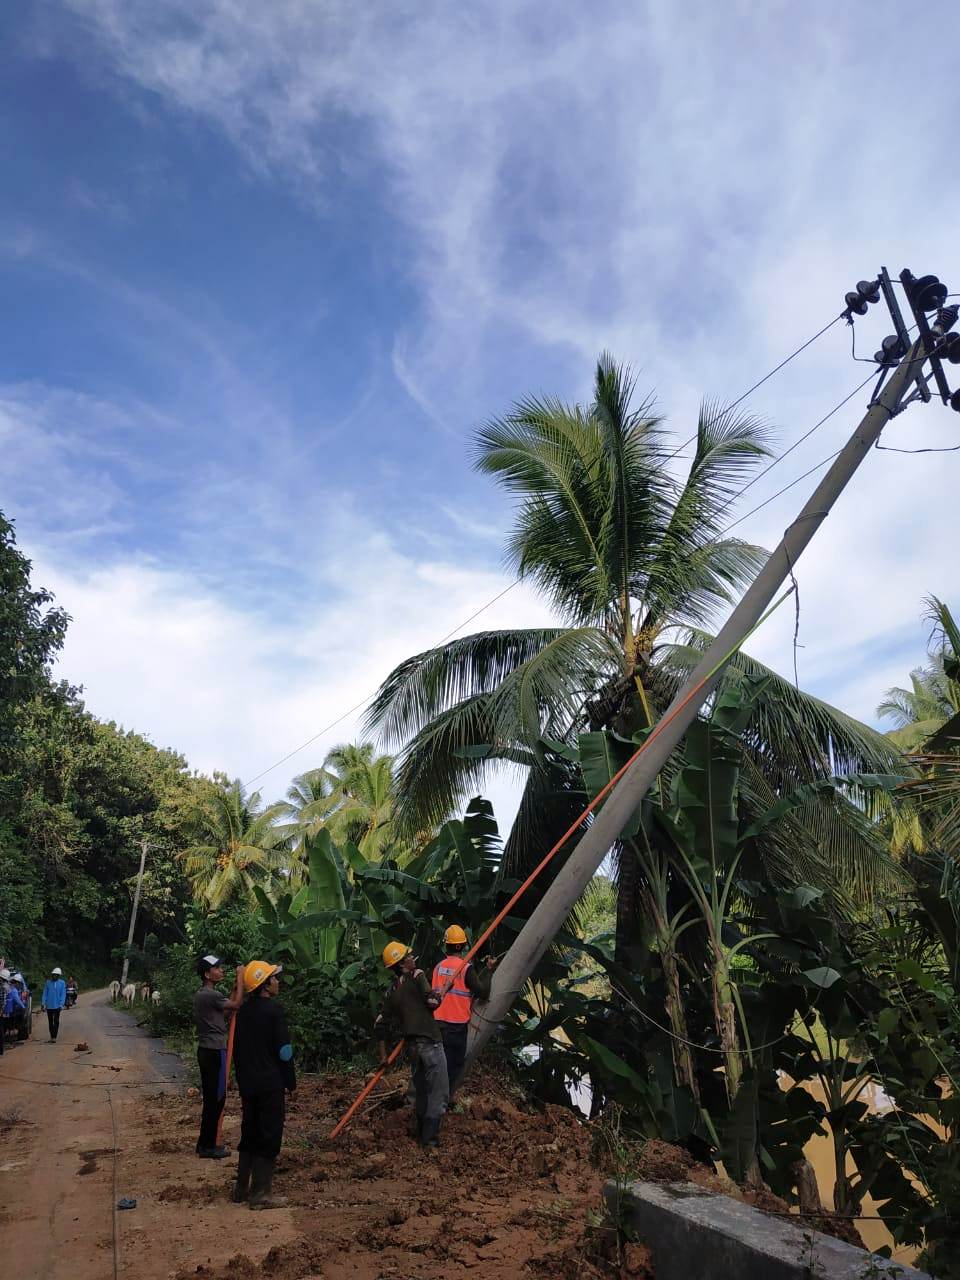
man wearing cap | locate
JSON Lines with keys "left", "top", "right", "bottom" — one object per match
{"left": 376, "top": 941, "right": 449, "bottom": 1149}
{"left": 41, "top": 967, "right": 67, "bottom": 1042}
{"left": 432, "top": 925, "right": 497, "bottom": 1095}
{"left": 193, "top": 956, "right": 244, "bottom": 1159}
{"left": 231, "top": 960, "right": 296, "bottom": 1210}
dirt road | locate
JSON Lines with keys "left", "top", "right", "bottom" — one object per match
{"left": 0, "top": 990, "right": 297, "bottom": 1280}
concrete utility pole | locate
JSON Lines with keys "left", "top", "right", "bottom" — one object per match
{"left": 465, "top": 338, "right": 927, "bottom": 1069}
{"left": 119, "top": 838, "right": 149, "bottom": 988}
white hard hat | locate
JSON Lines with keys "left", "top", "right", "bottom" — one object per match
{"left": 0, "top": 968, "right": 10, "bottom": 980}
{"left": 52, "top": 967, "right": 63, "bottom": 975}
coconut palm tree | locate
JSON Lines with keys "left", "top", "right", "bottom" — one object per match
{"left": 181, "top": 781, "right": 288, "bottom": 908}
{"left": 367, "top": 355, "right": 904, "bottom": 937}
{"left": 878, "top": 595, "right": 960, "bottom": 752}
{"left": 280, "top": 744, "right": 422, "bottom": 863}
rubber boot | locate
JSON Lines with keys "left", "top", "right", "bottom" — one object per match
{"left": 232, "top": 1151, "right": 253, "bottom": 1203}
{"left": 248, "top": 1156, "right": 288, "bottom": 1210}
{"left": 420, "top": 1116, "right": 441, "bottom": 1149}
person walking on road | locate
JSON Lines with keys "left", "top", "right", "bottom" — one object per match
{"left": 376, "top": 941, "right": 449, "bottom": 1149}
{"left": 41, "top": 967, "right": 67, "bottom": 1042}
{"left": 193, "top": 955, "right": 244, "bottom": 1159}
{"left": 431, "top": 925, "right": 496, "bottom": 1095}
{"left": 231, "top": 960, "right": 296, "bottom": 1210}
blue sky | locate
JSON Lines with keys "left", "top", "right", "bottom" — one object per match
{"left": 2, "top": 1, "right": 958, "bottom": 815}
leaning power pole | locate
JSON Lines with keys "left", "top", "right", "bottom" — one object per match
{"left": 465, "top": 266, "right": 960, "bottom": 1069}
{"left": 119, "top": 837, "right": 150, "bottom": 988}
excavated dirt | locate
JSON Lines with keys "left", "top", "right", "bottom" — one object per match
{"left": 158, "top": 1070, "right": 639, "bottom": 1280}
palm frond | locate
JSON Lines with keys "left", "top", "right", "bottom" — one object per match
{"left": 365, "top": 628, "right": 569, "bottom": 747}
{"left": 666, "top": 635, "right": 907, "bottom": 782}
{"left": 486, "top": 626, "right": 620, "bottom": 745}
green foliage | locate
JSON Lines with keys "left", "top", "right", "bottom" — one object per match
{"left": 181, "top": 780, "right": 288, "bottom": 909}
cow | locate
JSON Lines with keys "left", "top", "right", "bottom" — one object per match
{"left": 151, "top": 990, "right": 160, "bottom": 1006}
{"left": 121, "top": 983, "right": 136, "bottom": 1006}
{"left": 139, "top": 983, "right": 150, "bottom": 1002}
{"left": 108, "top": 980, "right": 121, "bottom": 1002}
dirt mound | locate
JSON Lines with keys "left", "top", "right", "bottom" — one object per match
{"left": 156, "top": 1071, "right": 621, "bottom": 1279}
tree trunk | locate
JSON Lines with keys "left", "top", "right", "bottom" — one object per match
{"left": 660, "top": 932, "right": 699, "bottom": 1097}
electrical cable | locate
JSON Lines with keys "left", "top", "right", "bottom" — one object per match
{"left": 242, "top": 580, "right": 519, "bottom": 788}
{"left": 244, "top": 311, "right": 849, "bottom": 789}
{"left": 661, "top": 311, "right": 846, "bottom": 465}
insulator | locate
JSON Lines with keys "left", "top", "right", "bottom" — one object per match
{"left": 880, "top": 334, "right": 905, "bottom": 363}
{"left": 940, "top": 332, "right": 960, "bottom": 365}
{"left": 934, "top": 304, "right": 960, "bottom": 335}
{"left": 856, "top": 279, "right": 880, "bottom": 305}
{"left": 911, "top": 274, "right": 948, "bottom": 313}
{"left": 873, "top": 349, "right": 886, "bottom": 365}
{"left": 845, "top": 290, "right": 868, "bottom": 316}
{"left": 951, "top": 388, "right": 960, "bottom": 414}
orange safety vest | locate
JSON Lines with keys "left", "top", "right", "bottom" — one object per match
{"left": 432, "top": 957, "right": 473, "bottom": 1024}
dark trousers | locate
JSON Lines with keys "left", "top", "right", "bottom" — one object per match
{"left": 0, "top": 1016, "right": 5, "bottom": 1054}
{"left": 437, "top": 1020, "right": 469, "bottom": 1093}
{"left": 409, "top": 1038, "right": 449, "bottom": 1141}
{"left": 197, "top": 1047, "right": 227, "bottom": 1150}
{"left": 238, "top": 1089, "right": 285, "bottom": 1160}
{"left": 47, "top": 1009, "right": 61, "bottom": 1040}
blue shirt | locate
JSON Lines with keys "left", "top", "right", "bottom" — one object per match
{"left": 3, "top": 987, "right": 25, "bottom": 1016}
{"left": 42, "top": 978, "right": 67, "bottom": 1009}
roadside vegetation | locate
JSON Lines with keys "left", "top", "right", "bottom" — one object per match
{"left": 3, "top": 357, "right": 958, "bottom": 1273}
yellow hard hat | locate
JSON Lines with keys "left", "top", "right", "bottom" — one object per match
{"left": 243, "top": 960, "right": 282, "bottom": 993}
{"left": 444, "top": 924, "right": 468, "bottom": 946}
{"left": 382, "top": 940, "right": 411, "bottom": 969}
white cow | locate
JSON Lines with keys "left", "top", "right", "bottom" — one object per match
{"left": 139, "top": 983, "right": 150, "bottom": 1002}
{"left": 108, "top": 980, "right": 121, "bottom": 1002}
{"left": 121, "top": 983, "right": 136, "bottom": 1006}
{"left": 151, "top": 990, "right": 160, "bottom": 1006}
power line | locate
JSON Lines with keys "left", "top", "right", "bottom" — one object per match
{"left": 243, "top": 580, "right": 520, "bottom": 787}
{"left": 661, "top": 311, "right": 845, "bottom": 464}
{"left": 244, "top": 312, "right": 852, "bottom": 788}
{"left": 250, "top": 310, "right": 929, "bottom": 790}
{"left": 715, "top": 368, "right": 881, "bottom": 537}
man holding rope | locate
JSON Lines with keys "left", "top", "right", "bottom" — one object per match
{"left": 431, "top": 925, "right": 497, "bottom": 1096}
{"left": 375, "top": 941, "right": 448, "bottom": 1149}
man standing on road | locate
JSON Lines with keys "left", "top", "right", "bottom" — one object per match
{"left": 41, "top": 967, "right": 67, "bottom": 1042}
{"left": 431, "top": 925, "right": 496, "bottom": 1095}
{"left": 193, "top": 955, "right": 244, "bottom": 1159}
{"left": 232, "top": 960, "right": 296, "bottom": 1210}
{"left": 376, "top": 941, "right": 449, "bottom": 1149}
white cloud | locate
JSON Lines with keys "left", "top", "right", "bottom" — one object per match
{"left": 21, "top": 0, "right": 960, "bottom": 765}
{"left": 26, "top": 521, "right": 556, "bottom": 815}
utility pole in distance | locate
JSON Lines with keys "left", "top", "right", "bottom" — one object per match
{"left": 119, "top": 837, "right": 149, "bottom": 989}
{"left": 465, "top": 264, "right": 960, "bottom": 1072}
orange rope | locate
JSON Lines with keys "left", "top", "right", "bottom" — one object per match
{"left": 328, "top": 651, "right": 739, "bottom": 1141}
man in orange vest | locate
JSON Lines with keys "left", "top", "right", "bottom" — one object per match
{"left": 431, "top": 925, "right": 496, "bottom": 1095}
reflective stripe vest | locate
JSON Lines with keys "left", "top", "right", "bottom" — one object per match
{"left": 432, "top": 958, "right": 473, "bottom": 1024}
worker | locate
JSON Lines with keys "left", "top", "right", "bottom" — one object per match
{"left": 193, "top": 955, "right": 244, "bottom": 1159}
{"left": 375, "top": 941, "right": 448, "bottom": 1149}
{"left": 10, "top": 974, "right": 30, "bottom": 1041}
{"left": 231, "top": 960, "right": 296, "bottom": 1210}
{"left": 41, "top": 967, "right": 67, "bottom": 1042}
{"left": 431, "top": 925, "right": 497, "bottom": 1094}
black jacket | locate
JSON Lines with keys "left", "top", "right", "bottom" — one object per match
{"left": 233, "top": 995, "right": 296, "bottom": 1095}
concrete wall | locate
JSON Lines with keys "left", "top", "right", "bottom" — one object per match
{"left": 605, "top": 1180, "right": 930, "bottom": 1280}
